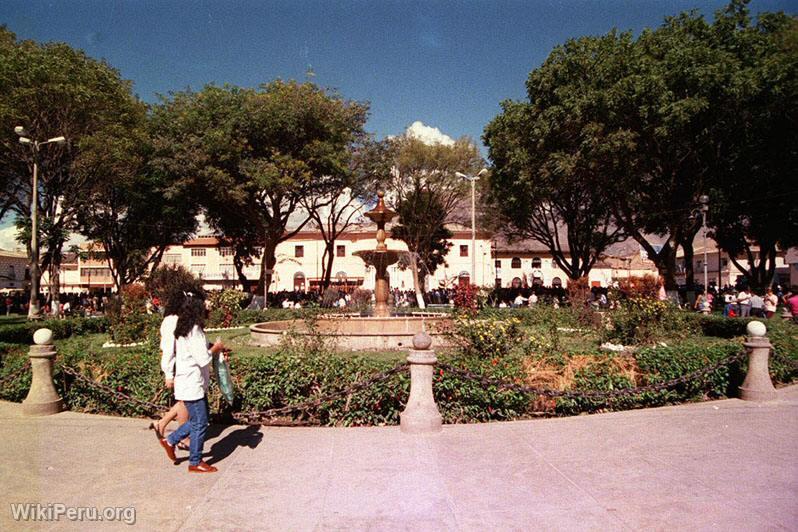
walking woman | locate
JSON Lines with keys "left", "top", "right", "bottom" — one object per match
{"left": 158, "top": 292, "right": 227, "bottom": 473}
{"left": 151, "top": 290, "right": 189, "bottom": 447}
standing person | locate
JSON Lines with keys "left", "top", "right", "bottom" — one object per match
{"left": 736, "top": 289, "right": 752, "bottom": 318}
{"left": 151, "top": 290, "right": 189, "bottom": 448}
{"left": 764, "top": 288, "right": 778, "bottom": 319}
{"left": 749, "top": 291, "right": 765, "bottom": 318}
{"left": 158, "top": 293, "right": 227, "bottom": 473}
{"left": 784, "top": 287, "right": 798, "bottom": 323}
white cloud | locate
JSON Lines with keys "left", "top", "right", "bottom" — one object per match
{"left": 404, "top": 121, "right": 455, "bottom": 146}
{"left": 0, "top": 224, "right": 21, "bottom": 252}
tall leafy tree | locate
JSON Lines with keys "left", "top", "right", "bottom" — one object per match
{"left": 0, "top": 27, "right": 141, "bottom": 315}
{"left": 705, "top": 7, "right": 798, "bottom": 289}
{"left": 384, "top": 135, "right": 483, "bottom": 304}
{"left": 301, "top": 139, "right": 385, "bottom": 290}
{"left": 484, "top": 98, "right": 624, "bottom": 281}
{"left": 151, "top": 81, "right": 368, "bottom": 299}
{"left": 72, "top": 124, "right": 199, "bottom": 290}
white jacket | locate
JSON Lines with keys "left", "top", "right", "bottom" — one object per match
{"left": 172, "top": 325, "right": 213, "bottom": 401}
{"left": 159, "top": 315, "right": 178, "bottom": 379}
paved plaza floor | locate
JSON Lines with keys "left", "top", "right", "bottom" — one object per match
{"left": 1, "top": 386, "right": 796, "bottom": 531}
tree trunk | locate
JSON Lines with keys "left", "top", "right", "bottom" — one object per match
{"left": 49, "top": 263, "right": 60, "bottom": 317}
{"left": 683, "top": 243, "right": 695, "bottom": 289}
{"left": 410, "top": 253, "right": 426, "bottom": 309}
{"left": 321, "top": 242, "right": 335, "bottom": 289}
{"left": 233, "top": 251, "right": 252, "bottom": 293}
{"left": 257, "top": 241, "right": 278, "bottom": 305}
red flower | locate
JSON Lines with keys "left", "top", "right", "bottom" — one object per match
{"left": 116, "top": 386, "right": 123, "bottom": 392}
{"left": 491, "top": 358, "right": 498, "bottom": 366}
{"left": 439, "top": 369, "right": 444, "bottom": 376}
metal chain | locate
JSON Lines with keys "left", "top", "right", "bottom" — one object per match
{"left": 60, "top": 365, "right": 169, "bottom": 416}
{"left": 437, "top": 350, "right": 748, "bottom": 400}
{"left": 0, "top": 361, "right": 31, "bottom": 387}
{"left": 232, "top": 362, "right": 408, "bottom": 424}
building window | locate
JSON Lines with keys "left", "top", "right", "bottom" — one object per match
{"left": 552, "top": 277, "right": 563, "bottom": 288}
{"left": 460, "top": 245, "right": 469, "bottom": 257}
{"left": 7, "top": 265, "right": 14, "bottom": 280}
{"left": 190, "top": 264, "right": 206, "bottom": 276}
{"left": 219, "top": 247, "right": 234, "bottom": 257}
{"left": 721, "top": 258, "right": 728, "bottom": 267}
{"left": 494, "top": 259, "right": 501, "bottom": 268}
{"left": 531, "top": 257, "right": 542, "bottom": 268}
{"left": 336, "top": 245, "right": 346, "bottom": 257}
{"left": 295, "top": 245, "right": 304, "bottom": 258}
{"left": 81, "top": 267, "right": 111, "bottom": 279}
{"left": 294, "top": 272, "right": 306, "bottom": 291}
{"left": 511, "top": 257, "right": 521, "bottom": 269}
{"left": 164, "top": 254, "right": 181, "bottom": 265}
{"left": 219, "top": 265, "right": 235, "bottom": 277}
{"left": 191, "top": 248, "right": 206, "bottom": 257}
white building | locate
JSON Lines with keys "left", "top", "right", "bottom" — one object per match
{"left": 0, "top": 249, "right": 29, "bottom": 291}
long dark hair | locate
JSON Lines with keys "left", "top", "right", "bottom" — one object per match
{"left": 174, "top": 294, "right": 206, "bottom": 339}
{"left": 163, "top": 283, "right": 206, "bottom": 317}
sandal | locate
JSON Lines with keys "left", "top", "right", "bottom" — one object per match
{"left": 177, "top": 442, "right": 190, "bottom": 451}
{"left": 148, "top": 422, "right": 164, "bottom": 440}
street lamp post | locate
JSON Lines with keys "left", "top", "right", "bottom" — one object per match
{"left": 455, "top": 168, "right": 488, "bottom": 286}
{"left": 14, "top": 126, "right": 66, "bottom": 320}
{"left": 699, "top": 194, "right": 709, "bottom": 298}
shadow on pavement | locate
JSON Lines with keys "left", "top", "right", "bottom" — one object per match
{"left": 204, "top": 424, "right": 263, "bottom": 465}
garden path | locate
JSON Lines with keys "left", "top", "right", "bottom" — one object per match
{"left": 1, "top": 385, "right": 796, "bottom": 531}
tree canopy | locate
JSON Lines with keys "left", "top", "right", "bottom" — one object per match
{"left": 484, "top": 0, "right": 797, "bottom": 290}
{"left": 151, "top": 81, "right": 369, "bottom": 296}
{"left": 0, "top": 26, "right": 143, "bottom": 309}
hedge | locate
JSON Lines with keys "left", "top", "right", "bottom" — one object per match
{"left": 0, "top": 316, "right": 109, "bottom": 345}
{"left": 2, "top": 334, "right": 794, "bottom": 425}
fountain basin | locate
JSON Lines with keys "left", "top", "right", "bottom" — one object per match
{"left": 250, "top": 313, "right": 452, "bottom": 351}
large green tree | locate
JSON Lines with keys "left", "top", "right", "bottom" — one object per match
{"left": 485, "top": 1, "right": 794, "bottom": 292}
{"left": 384, "top": 135, "right": 483, "bottom": 305}
{"left": 0, "top": 27, "right": 141, "bottom": 315}
{"left": 705, "top": 7, "right": 797, "bottom": 289}
{"left": 484, "top": 98, "right": 624, "bottom": 281}
{"left": 151, "top": 81, "right": 368, "bottom": 300}
{"left": 72, "top": 124, "right": 199, "bottom": 290}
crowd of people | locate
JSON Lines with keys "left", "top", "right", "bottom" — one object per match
{"left": 0, "top": 291, "right": 110, "bottom": 318}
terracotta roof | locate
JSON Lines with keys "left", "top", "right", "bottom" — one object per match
{"left": 183, "top": 236, "right": 221, "bottom": 247}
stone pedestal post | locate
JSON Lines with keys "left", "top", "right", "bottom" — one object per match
{"left": 738, "top": 321, "right": 777, "bottom": 402}
{"left": 22, "top": 328, "right": 64, "bottom": 416}
{"left": 400, "top": 332, "right": 442, "bottom": 434}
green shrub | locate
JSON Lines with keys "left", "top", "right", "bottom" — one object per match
{"left": 605, "top": 298, "right": 698, "bottom": 345}
{"left": 107, "top": 285, "right": 157, "bottom": 343}
{"left": 208, "top": 289, "right": 247, "bottom": 328}
{"left": 633, "top": 339, "right": 745, "bottom": 403}
{"left": 446, "top": 314, "right": 522, "bottom": 359}
{"left": 0, "top": 316, "right": 109, "bottom": 345}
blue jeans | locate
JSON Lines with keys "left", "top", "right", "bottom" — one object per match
{"left": 167, "top": 398, "right": 208, "bottom": 466}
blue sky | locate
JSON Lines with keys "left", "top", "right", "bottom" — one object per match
{"left": 3, "top": 0, "right": 795, "bottom": 146}
{"left": 0, "top": 0, "right": 795, "bottom": 247}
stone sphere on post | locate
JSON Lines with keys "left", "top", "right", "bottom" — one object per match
{"left": 400, "top": 332, "right": 442, "bottom": 434}
{"left": 739, "top": 320, "right": 777, "bottom": 402}
{"left": 746, "top": 320, "right": 766, "bottom": 338}
{"left": 22, "top": 328, "right": 64, "bottom": 416}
